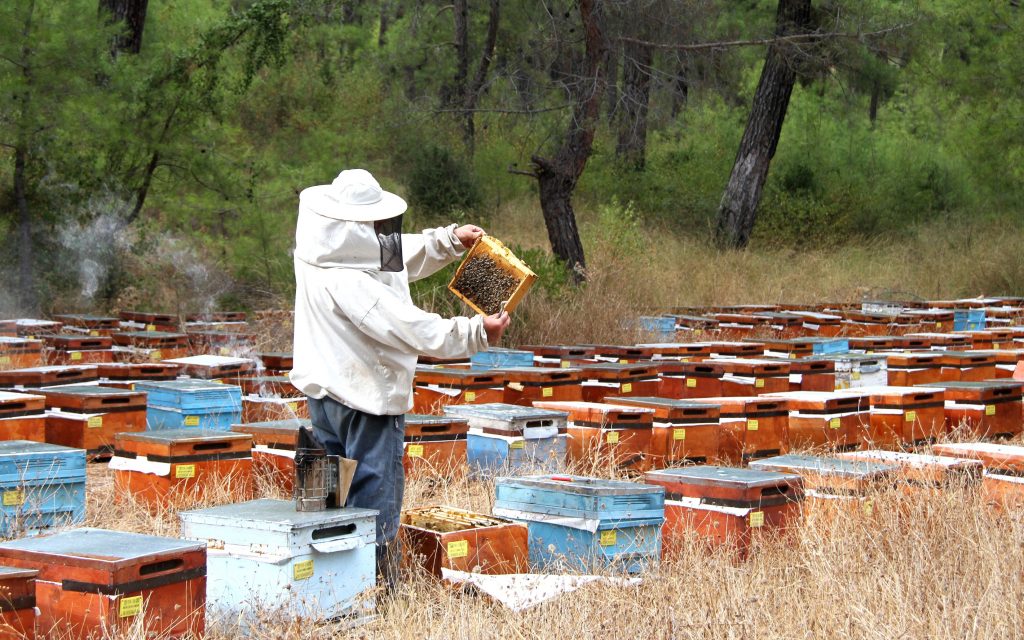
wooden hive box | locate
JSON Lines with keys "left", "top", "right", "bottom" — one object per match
{"left": 664, "top": 361, "right": 727, "bottom": 400}
{"left": 95, "top": 361, "right": 179, "bottom": 384}
{"left": 575, "top": 363, "right": 661, "bottom": 403}
{"left": 0, "top": 391, "right": 47, "bottom": 443}
{"left": 37, "top": 385, "right": 147, "bottom": 456}
{"left": 241, "top": 396, "right": 309, "bottom": 423}
{"left": 644, "top": 465, "right": 804, "bottom": 559}
{"left": 882, "top": 352, "right": 944, "bottom": 386}
{"left": 256, "top": 351, "right": 293, "bottom": 373}
{"left": 852, "top": 385, "right": 946, "bottom": 448}
{"left": 444, "top": 403, "right": 567, "bottom": 438}
{"left": 838, "top": 450, "right": 983, "bottom": 492}
{"left": 448, "top": 235, "right": 536, "bottom": 316}
{"left": 400, "top": 506, "right": 529, "bottom": 577}
{"left": 787, "top": 357, "right": 837, "bottom": 392}
{"left": 579, "top": 344, "right": 658, "bottom": 364}
{"left": 533, "top": 400, "right": 654, "bottom": 473}
{"left": 110, "top": 331, "right": 190, "bottom": 361}
{"left": 706, "top": 341, "right": 766, "bottom": 358}
{"left": 0, "top": 441, "right": 85, "bottom": 537}
{"left": 520, "top": 345, "right": 596, "bottom": 368}
{"left": 231, "top": 418, "right": 310, "bottom": 494}
{"left": 403, "top": 414, "right": 469, "bottom": 479}
{"left": 237, "top": 375, "right": 302, "bottom": 398}
{"left": 959, "top": 329, "right": 1014, "bottom": 350}
{"left": 762, "top": 391, "right": 867, "bottom": 452}
{"left": 0, "top": 337, "right": 43, "bottom": 370}
{"left": 847, "top": 336, "right": 898, "bottom": 352}
{"left": 604, "top": 396, "right": 721, "bottom": 466}
{"left": 111, "top": 429, "right": 253, "bottom": 508}
{"left": 924, "top": 380, "right": 1023, "bottom": 439}
{"left": 444, "top": 404, "right": 568, "bottom": 477}
{"left": 0, "top": 566, "right": 37, "bottom": 639}
{"left": 934, "top": 351, "right": 998, "bottom": 382}
{"left": 707, "top": 358, "right": 790, "bottom": 396}
{"left": 161, "top": 354, "right": 255, "bottom": 381}
{"left": 634, "top": 342, "right": 713, "bottom": 362}
{"left": 903, "top": 332, "right": 972, "bottom": 349}
{"left": 50, "top": 315, "right": 119, "bottom": 335}
{"left": 931, "top": 442, "right": 1024, "bottom": 474}
{"left": 497, "top": 367, "right": 584, "bottom": 405}
{"left": 791, "top": 311, "right": 844, "bottom": 337}
{"left": 0, "top": 528, "right": 205, "bottom": 640}
{"left": 43, "top": 334, "right": 114, "bottom": 365}
{"left": 413, "top": 367, "right": 506, "bottom": 414}
{"left": 687, "top": 396, "right": 789, "bottom": 462}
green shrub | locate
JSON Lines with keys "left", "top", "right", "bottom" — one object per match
{"left": 406, "top": 145, "right": 481, "bottom": 219}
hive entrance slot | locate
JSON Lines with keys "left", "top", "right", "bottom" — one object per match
{"left": 140, "top": 559, "right": 183, "bottom": 575}
{"left": 312, "top": 524, "right": 357, "bottom": 540}
{"left": 191, "top": 442, "right": 230, "bottom": 451}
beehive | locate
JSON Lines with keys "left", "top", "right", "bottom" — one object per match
{"left": 838, "top": 450, "right": 983, "bottom": 491}
{"left": 931, "top": 442, "right": 1024, "bottom": 474}
{"left": 604, "top": 396, "right": 721, "bottom": 466}
{"left": 413, "top": 367, "right": 505, "bottom": 414}
{"left": 403, "top": 414, "right": 469, "bottom": 479}
{"left": 520, "top": 344, "right": 597, "bottom": 368}
{"left": 256, "top": 351, "right": 293, "bottom": 373}
{"left": 667, "top": 361, "right": 727, "bottom": 399}
{"left": 110, "top": 331, "right": 190, "bottom": 361}
{"left": 0, "top": 566, "right": 37, "bottom": 639}
{"left": 687, "top": 397, "right": 789, "bottom": 463}
{"left": 634, "top": 342, "right": 713, "bottom": 362}
{"left": 95, "top": 361, "right": 179, "bottom": 383}
{"left": 37, "top": 385, "right": 147, "bottom": 455}
{"left": 0, "top": 337, "right": 43, "bottom": 370}
{"left": 0, "top": 528, "right": 206, "bottom": 640}
{"left": 137, "top": 379, "right": 242, "bottom": 431}
{"left": 495, "top": 367, "right": 583, "bottom": 405}
{"left": 575, "top": 363, "right": 661, "bottom": 403}
{"left": 706, "top": 358, "right": 790, "bottom": 396}
{"left": 854, "top": 385, "right": 946, "bottom": 448}
{"left": 925, "top": 380, "right": 1023, "bottom": 439}
{"left": 445, "top": 404, "right": 568, "bottom": 477}
{"left": 533, "top": 401, "right": 654, "bottom": 473}
{"left": 400, "top": 506, "right": 529, "bottom": 576}
{"left": 0, "top": 391, "right": 47, "bottom": 443}
{"left": 934, "top": 351, "right": 998, "bottom": 382}
{"left": 0, "top": 441, "right": 85, "bottom": 536}
{"left": 231, "top": 418, "right": 310, "bottom": 493}
{"left": 161, "top": 354, "right": 255, "bottom": 380}
{"left": 448, "top": 235, "right": 536, "bottom": 316}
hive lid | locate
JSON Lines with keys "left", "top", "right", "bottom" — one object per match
{"left": 750, "top": 454, "right": 896, "bottom": 478}
{"left": 0, "top": 528, "right": 202, "bottom": 562}
{"left": 443, "top": 403, "right": 569, "bottom": 421}
{"left": 495, "top": 474, "right": 662, "bottom": 496}
{"left": 0, "top": 566, "right": 37, "bottom": 580}
{"left": 646, "top": 465, "right": 800, "bottom": 488}
{"left": 180, "top": 498, "right": 377, "bottom": 530}
{"left": 117, "top": 428, "right": 250, "bottom": 444}
{"left": 0, "top": 440, "right": 83, "bottom": 457}
{"left": 136, "top": 379, "right": 237, "bottom": 392}
{"left": 38, "top": 384, "right": 141, "bottom": 397}
{"left": 163, "top": 355, "right": 253, "bottom": 367}
{"left": 604, "top": 397, "right": 718, "bottom": 411}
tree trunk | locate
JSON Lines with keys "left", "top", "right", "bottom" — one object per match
{"left": 616, "top": 39, "right": 653, "bottom": 169}
{"left": 462, "top": 0, "right": 500, "bottom": 153}
{"left": 605, "top": 42, "right": 619, "bottom": 118}
{"left": 714, "top": 0, "right": 812, "bottom": 249}
{"left": 869, "top": 79, "right": 880, "bottom": 126}
{"left": 452, "top": 0, "right": 469, "bottom": 111}
{"left": 13, "top": 1, "right": 37, "bottom": 313}
{"left": 378, "top": 1, "right": 390, "bottom": 47}
{"left": 98, "top": 0, "right": 149, "bottom": 55}
{"left": 528, "top": 0, "right": 608, "bottom": 283}
{"left": 670, "top": 66, "right": 688, "bottom": 119}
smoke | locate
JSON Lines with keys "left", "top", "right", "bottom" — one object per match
{"left": 57, "top": 195, "right": 132, "bottom": 306}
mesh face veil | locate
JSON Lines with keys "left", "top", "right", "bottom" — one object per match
{"left": 374, "top": 215, "right": 404, "bottom": 272}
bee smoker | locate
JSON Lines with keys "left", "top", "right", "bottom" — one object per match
{"left": 294, "top": 426, "right": 344, "bottom": 512}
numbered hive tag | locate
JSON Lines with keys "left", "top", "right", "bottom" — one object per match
{"left": 754, "top": 379, "right": 765, "bottom": 388}
{"left": 510, "top": 440, "right": 525, "bottom": 450}
{"left": 560, "top": 360, "right": 570, "bottom": 368}
{"left": 0, "top": 356, "right": 9, "bottom": 366}
{"left": 293, "top": 559, "right": 314, "bottom": 581}
{"left": 935, "top": 322, "right": 942, "bottom": 329}
{"left": 994, "top": 343, "right": 1001, "bottom": 350}
{"left": 749, "top": 511, "right": 765, "bottom": 528}
{"left": 747, "top": 419, "right": 759, "bottom": 431}
{"left": 686, "top": 378, "right": 697, "bottom": 388}
{"left": 464, "top": 391, "right": 476, "bottom": 402}
{"left": 150, "top": 350, "right": 162, "bottom": 361}
{"left": 852, "top": 371, "right": 862, "bottom": 381}
{"left": 407, "top": 444, "right": 424, "bottom": 458}
{"left": 673, "top": 428, "right": 686, "bottom": 441}
{"left": 287, "top": 402, "right": 298, "bottom": 412}
{"left": 219, "top": 347, "right": 231, "bottom": 356}
{"left": 90, "top": 331, "right": 99, "bottom": 337}
{"left": 620, "top": 383, "right": 633, "bottom": 393}
{"left": 829, "top": 417, "right": 841, "bottom": 429}
{"left": 619, "top": 359, "right": 629, "bottom": 364}
{"left": 863, "top": 499, "right": 874, "bottom": 516}
{"left": 184, "top": 416, "right": 200, "bottom": 427}
{"left": 599, "top": 530, "right": 617, "bottom": 547}
{"left": 605, "top": 431, "right": 619, "bottom": 444}
{"left": 87, "top": 416, "right": 103, "bottom": 428}
{"left": 118, "top": 595, "right": 143, "bottom": 618}
{"left": 2, "top": 490, "right": 23, "bottom": 507}
{"left": 446, "top": 540, "right": 469, "bottom": 559}
{"left": 146, "top": 324, "right": 157, "bottom": 331}
{"left": 175, "top": 464, "right": 196, "bottom": 479}
{"left": 905, "top": 411, "right": 917, "bottom": 422}
{"left": 70, "top": 351, "right": 82, "bottom": 361}
{"left": 985, "top": 405, "right": 996, "bottom": 416}
{"left": 542, "top": 387, "right": 553, "bottom": 398}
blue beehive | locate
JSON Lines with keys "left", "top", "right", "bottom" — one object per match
{"left": 136, "top": 380, "right": 242, "bottom": 431}
{"left": 466, "top": 432, "right": 566, "bottom": 478}
{"left": 953, "top": 309, "right": 986, "bottom": 331}
{"left": 493, "top": 474, "right": 664, "bottom": 573}
{"left": 470, "top": 348, "right": 535, "bottom": 370}
{"left": 809, "top": 338, "right": 850, "bottom": 355}
{"left": 0, "top": 440, "right": 85, "bottom": 536}
{"left": 638, "top": 316, "right": 677, "bottom": 341}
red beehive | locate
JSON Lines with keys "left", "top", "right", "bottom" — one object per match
{"left": 931, "top": 442, "right": 1024, "bottom": 474}
{"left": 403, "top": 414, "right": 469, "bottom": 479}
{"left": 12, "top": 319, "right": 62, "bottom": 338}
{"left": 790, "top": 311, "right": 843, "bottom": 337}
{"left": 161, "top": 355, "right": 255, "bottom": 382}
{"left": 644, "top": 466, "right": 804, "bottom": 560}
{"left": 413, "top": 368, "right": 505, "bottom": 414}
{"left": 926, "top": 381, "right": 1024, "bottom": 439}
{"left": 240, "top": 396, "right": 309, "bottom": 423}
{"left": 706, "top": 358, "right": 790, "bottom": 396}
{"left": 854, "top": 385, "right": 946, "bottom": 448}
{"left": 934, "top": 351, "right": 998, "bottom": 382}
{"left": 576, "top": 363, "right": 661, "bottom": 403}
{"left": 634, "top": 342, "right": 713, "bottom": 362}
{"left": 706, "top": 341, "right": 766, "bottom": 358}
{"left": 605, "top": 396, "right": 721, "bottom": 466}
{"left": 0, "top": 528, "right": 205, "bottom": 640}
{"left": 533, "top": 400, "right": 654, "bottom": 473}
{"left": 670, "top": 314, "right": 720, "bottom": 339}
{"left": 230, "top": 418, "right": 308, "bottom": 494}
{"left": 760, "top": 338, "right": 817, "bottom": 359}
{"left": 50, "top": 315, "right": 120, "bottom": 336}
{"left": 112, "top": 429, "right": 253, "bottom": 508}
{"left": 902, "top": 310, "right": 955, "bottom": 332}
{"left": 111, "top": 331, "right": 190, "bottom": 361}
{"left": 0, "top": 566, "right": 37, "bottom": 640}
{"left": 688, "top": 397, "right": 789, "bottom": 462}
{"left": 236, "top": 375, "right": 302, "bottom": 398}
{"left": 44, "top": 335, "right": 114, "bottom": 365}
{"left": 520, "top": 345, "right": 596, "bottom": 368}
{"left": 903, "top": 333, "right": 972, "bottom": 350}
{"left": 579, "top": 344, "right": 657, "bottom": 364}
{"left": 762, "top": 391, "right": 867, "bottom": 452}
{"left": 117, "top": 311, "right": 179, "bottom": 332}
{"left": 0, "top": 391, "right": 47, "bottom": 443}
{"left": 882, "top": 352, "right": 944, "bottom": 386}
{"left": 256, "top": 351, "right": 293, "bottom": 374}
{"left": 988, "top": 349, "right": 1024, "bottom": 379}
{"left": 0, "top": 365, "right": 96, "bottom": 390}
{"left": 496, "top": 367, "right": 583, "bottom": 405}
{"left": 665, "top": 361, "right": 727, "bottom": 399}
{"left": 753, "top": 312, "right": 805, "bottom": 339}
{"left": 711, "top": 313, "right": 771, "bottom": 337}
{"left": 37, "top": 385, "right": 147, "bottom": 456}
{"left": 840, "top": 311, "right": 898, "bottom": 337}
{"left": 95, "top": 362, "right": 179, "bottom": 384}
{"left": 960, "top": 329, "right": 1014, "bottom": 351}
{"left": 847, "top": 336, "right": 898, "bottom": 352}
{"left": 788, "top": 358, "right": 837, "bottom": 392}
{"left": 0, "top": 337, "right": 43, "bottom": 370}
{"left": 400, "top": 506, "right": 529, "bottom": 577}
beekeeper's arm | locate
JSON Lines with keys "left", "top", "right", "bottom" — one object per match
{"left": 403, "top": 224, "right": 484, "bottom": 282}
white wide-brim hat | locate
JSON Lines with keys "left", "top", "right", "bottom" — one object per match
{"left": 299, "top": 168, "right": 407, "bottom": 222}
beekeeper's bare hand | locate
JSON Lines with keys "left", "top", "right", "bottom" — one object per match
{"left": 454, "top": 225, "right": 485, "bottom": 249}
{"left": 484, "top": 311, "right": 510, "bottom": 345}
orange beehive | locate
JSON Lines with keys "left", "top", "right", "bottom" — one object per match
{"left": 403, "top": 414, "right": 469, "bottom": 479}
{"left": 981, "top": 472, "right": 1024, "bottom": 512}
{"left": 0, "top": 391, "right": 47, "bottom": 443}
{"left": 666, "top": 361, "right": 726, "bottom": 399}
{"left": 184, "top": 330, "right": 257, "bottom": 357}
{"left": 931, "top": 442, "right": 1024, "bottom": 474}
{"left": 839, "top": 450, "right": 983, "bottom": 492}
{"left": 934, "top": 351, "right": 998, "bottom": 382}
{"left": 37, "top": 385, "right": 147, "bottom": 456}
{"left": 0, "top": 528, "right": 205, "bottom": 640}
{"left": 110, "top": 331, "right": 190, "bottom": 361}
{"left": 688, "top": 397, "right": 789, "bottom": 462}
{"left": 903, "top": 333, "right": 972, "bottom": 349}
{"left": 634, "top": 342, "right": 713, "bottom": 362}
{"left": 0, "top": 566, "right": 36, "bottom": 640}
{"left": 882, "top": 352, "right": 944, "bottom": 386}
{"left": 902, "top": 309, "right": 956, "bottom": 332}
{"left": 605, "top": 396, "right": 721, "bottom": 466}
{"left": 112, "top": 429, "right": 253, "bottom": 508}
{"left": 791, "top": 311, "right": 843, "bottom": 337}
{"left": 855, "top": 385, "right": 946, "bottom": 448}
{"left": 706, "top": 341, "right": 766, "bottom": 358}
{"left": 711, "top": 313, "right": 771, "bottom": 337}
{"left": 400, "top": 506, "right": 529, "bottom": 577}
{"left": 520, "top": 345, "right": 596, "bottom": 368}
{"left": 498, "top": 367, "right": 584, "bottom": 405}
{"left": 760, "top": 338, "right": 818, "bottom": 359}
{"left": 847, "top": 336, "right": 898, "bottom": 352}
{"left": 580, "top": 344, "right": 657, "bottom": 364}
{"left": 256, "top": 351, "right": 293, "bottom": 373}
{"left": 43, "top": 334, "right": 115, "bottom": 365}
{"left": 241, "top": 396, "right": 309, "bottom": 423}
{"left": 761, "top": 391, "right": 867, "bottom": 452}
{"left": 0, "top": 365, "right": 99, "bottom": 390}
{"left": 117, "top": 311, "right": 179, "bottom": 332}
{"left": 533, "top": 400, "right": 654, "bottom": 473}
{"left": 576, "top": 363, "right": 661, "bottom": 403}
{"left": 0, "top": 337, "right": 43, "bottom": 370}
{"left": 231, "top": 418, "right": 308, "bottom": 494}
{"left": 753, "top": 312, "right": 805, "bottom": 338}
{"left": 236, "top": 375, "right": 302, "bottom": 398}
{"left": 926, "top": 381, "right": 1023, "bottom": 439}
{"left": 161, "top": 355, "right": 255, "bottom": 381}
{"left": 95, "top": 362, "right": 179, "bottom": 384}
{"left": 644, "top": 466, "right": 804, "bottom": 559}
{"left": 959, "top": 329, "right": 1014, "bottom": 350}
{"left": 988, "top": 349, "right": 1024, "bottom": 379}
{"left": 706, "top": 359, "right": 790, "bottom": 396}
{"left": 413, "top": 368, "right": 506, "bottom": 414}
{"left": 50, "top": 315, "right": 120, "bottom": 335}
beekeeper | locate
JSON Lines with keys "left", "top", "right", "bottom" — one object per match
{"left": 290, "top": 168, "right": 510, "bottom": 592}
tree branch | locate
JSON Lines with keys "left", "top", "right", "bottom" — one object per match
{"left": 617, "top": 23, "right": 914, "bottom": 52}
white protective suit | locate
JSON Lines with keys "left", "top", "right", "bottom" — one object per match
{"left": 289, "top": 198, "right": 489, "bottom": 416}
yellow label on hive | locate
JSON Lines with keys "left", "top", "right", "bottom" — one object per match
{"left": 686, "top": 378, "right": 697, "bottom": 388}
{"left": 747, "top": 419, "right": 759, "bottom": 431}
{"left": 829, "top": 418, "right": 841, "bottom": 429}
{"left": 184, "top": 415, "right": 200, "bottom": 427}
{"left": 619, "top": 359, "right": 629, "bottom": 364}
{"left": 175, "top": 464, "right": 196, "bottom": 479}
{"left": 287, "top": 402, "right": 298, "bottom": 411}
{"left": 542, "top": 387, "right": 554, "bottom": 398}
{"left": 0, "top": 356, "right": 9, "bottom": 366}
{"left": 621, "top": 383, "right": 633, "bottom": 393}
{"left": 673, "top": 428, "right": 686, "bottom": 441}
{"left": 749, "top": 511, "right": 765, "bottom": 528}
{"left": 446, "top": 540, "right": 469, "bottom": 559}
{"left": 754, "top": 379, "right": 765, "bottom": 388}
{"left": 118, "top": 595, "right": 143, "bottom": 618}
{"left": 994, "top": 343, "right": 1001, "bottom": 350}
{"left": 293, "top": 559, "right": 314, "bottom": 581}
{"left": 560, "top": 360, "right": 570, "bottom": 368}
{"left": 852, "top": 371, "right": 862, "bottom": 381}
{"left": 219, "top": 347, "right": 231, "bottom": 356}
{"left": 87, "top": 416, "right": 103, "bottom": 428}
{"left": 863, "top": 499, "right": 874, "bottom": 516}
{"left": 935, "top": 322, "right": 942, "bottom": 329}
{"left": 407, "top": 444, "right": 424, "bottom": 458}
{"left": 90, "top": 331, "right": 99, "bottom": 337}
{"left": 694, "top": 330, "right": 704, "bottom": 337}
{"left": 510, "top": 440, "right": 525, "bottom": 450}
{"left": 2, "top": 491, "right": 23, "bottom": 507}
{"left": 464, "top": 391, "right": 476, "bottom": 402}
{"left": 146, "top": 324, "right": 156, "bottom": 331}
{"left": 790, "top": 353, "right": 797, "bottom": 359}
{"left": 599, "top": 530, "right": 617, "bottom": 547}
{"left": 986, "top": 405, "right": 996, "bottom": 416}
{"left": 905, "top": 411, "right": 917, "bottom": 422}
{"left": 680, "top": 357, "right": 689, "bottom": 363}
{"left": 605, "top": 431, "right": 619, "bottom": 444}
{"left": 70, "top": 351, "right": 82, "bottom": 361}
{"left": 150, "top": 350, "right": 162, "bottom": 361}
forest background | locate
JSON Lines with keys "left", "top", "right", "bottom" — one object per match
{"left": 1, "top": 0, "right": 1021, "bottom": 337}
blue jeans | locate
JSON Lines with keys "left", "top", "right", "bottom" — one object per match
{"left": 307, "top": 395, "right": 405, "bottom": 588}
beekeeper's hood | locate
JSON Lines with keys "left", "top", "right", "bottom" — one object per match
{"left": 294, "top": 169, "right": 407, "bottom": 272}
